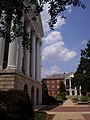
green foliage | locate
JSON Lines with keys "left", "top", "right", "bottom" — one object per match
{"left": 72, "top": 97, "right": 78, "bottom": 103}
{"left": 59, "top": 81, "right": 66, "bottom": 93}
{"left": 48, "top": 96, "right": 57, "bottom": 105}
{"left": 73, "top": 40, "right": 90, "bottom": 94}
{"left": 56, "top": 99, "right": 63, "bottom": 105}
{"left": 58, "top": 92, "right": 66, "bottom": 100}
{"left": 41, "top": 79, "right": 49, "bottom": 104}
{"left": 34, "top": 111, "right": 47, "bottom": 120}
{"left": 0, "top": 90, "right": 34, "bottom": 120}
{"left": 58, "top": 81, "right": 66, "bottom": 100}
{"left": 80, "top": 96, "right": 89, "bottom": 102}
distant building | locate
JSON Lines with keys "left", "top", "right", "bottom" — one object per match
{"left": 43, "top": 72, "right": 81, "bottom": 97}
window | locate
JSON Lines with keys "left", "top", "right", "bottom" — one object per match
{"left": 52, "top": 80, "right": 54, "bottom": 83}
{"left": 52, "top": 91, "right": 54, "bottom": 95}
{"left": 47, "top": 85, "right": 49, "bottom": 88}
{"left": 57, "top": 80, "right": 59, "bottom": 83}
{"left": 47, "top": 81, "right": 49, "bottom": 84}
{"left": 57, "top": 85, "right": 59, "bottom": 89}
{"left": 52, "top": 85, "right": 54, "bottom": 89}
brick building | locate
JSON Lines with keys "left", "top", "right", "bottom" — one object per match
{"left": 43, "top": 72, "right": 81, "bottom": 97}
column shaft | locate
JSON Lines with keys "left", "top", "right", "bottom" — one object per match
{"left": 17, "top": 38, "right": 23, "bottom": 71}
{"left": 69, "top": 79, "right": 71, "bottom": 88}
{"left": 23, "top": 24, "right": 30, "bottom": 75}
{"left": 0, "top": 11, "right": 7, "bottom": 70}
{"left": 7, "top": 38, "right": 18, "bottom": 68}
{"left": 17, "top": 16, "right": 24, "bottom": 71}
{"left": 36, "top": 40, "right": 40, "bottom": 80}
{"left": 31, "top": 32, "right": 36, "bottom": 79}
{"left": 7, "top": 15, "right": 18, "bottom": 69}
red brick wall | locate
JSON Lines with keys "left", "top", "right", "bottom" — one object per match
{"left": 43, "top": 78, "right": 63, "bottom": 97}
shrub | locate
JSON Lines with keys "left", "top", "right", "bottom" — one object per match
{"left": 0, "top": 90, "right": 34, "bottom": 120}
{"left": 58, "top": 92, "right": 66, "bottom": 100}
{"left": 80, "top": 96, "right": 89, "bottom": 102}
{"left": 48, "top": 96, "right": 57, "bottom": 105}
{"left": 72, "top": 97, "right": 78, "bottom": 103}
{"left": 34, "top": 111, "right": 47, "bottom": 120}
{"left": 56, "top": 99, "right": 63, "bottom": 105}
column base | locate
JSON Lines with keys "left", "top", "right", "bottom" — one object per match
{"left": 0, "top": 66, "right": 3, "bottom": 70}
{"left": 6, "top": 65, "right": 17, "bottom": 69}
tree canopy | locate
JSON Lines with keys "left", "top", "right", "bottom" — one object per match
{"left": 0, "top": 0, "right": 85, "bottom": 49}
{"left": 73, "top": 40, "right": 90, "bottom": 95}
{"left": 59, "top": 81, "right": 66, "bottom": 93}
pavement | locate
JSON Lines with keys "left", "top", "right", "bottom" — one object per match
{"left": 45, "top": 99, "right": 90, "bottom": 120}
{"left": 34, "top": 99, "right": 90, "bottom": 120}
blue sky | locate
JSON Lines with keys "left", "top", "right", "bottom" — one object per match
{"left": 41, "top": 0, "right": 90, "bottom": 77}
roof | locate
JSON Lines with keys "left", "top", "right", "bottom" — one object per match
{"left": 44, "top": 72, "right": 74, "bottom": 79}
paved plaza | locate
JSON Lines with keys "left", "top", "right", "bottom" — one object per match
{"left": 44, "top": 99, "right": 90, "bottom": 120}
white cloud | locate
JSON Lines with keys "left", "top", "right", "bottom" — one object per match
{"left": 41, "top": 4, "right": 50, "bottom": 33}
{"left": 41, "top": 65, "right": 61, "bottom": 77}
{"left": 54, "top": 16, "right": 66, "bottom": 29}
{"left": 65, "top": 5, "right": 72, "bottom": 13}
{"left": 43, "top": 31, "right": 63, "bottom": 45}
{"left": 42, "top": 31, "right": 76, "bottom": 61}
{"left": 41, "top": 5, "right": 66, "bottom": 33}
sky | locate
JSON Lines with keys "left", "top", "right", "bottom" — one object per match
{"left": 41, "top": 0, "right": 90, "bottom": 78}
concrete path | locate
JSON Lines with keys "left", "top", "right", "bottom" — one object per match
{"left": 52, "top": 99, "right": 85, "bottom": 120}
{"left": 53, "top": 112, "right": 85, "bottom": 120}
{"left": 62, "top": 99, "right": 75, "bottom": 107}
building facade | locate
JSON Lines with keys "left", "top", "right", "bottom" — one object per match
{"left": 43, "top": 73, "right": 81, "bottom": 97}
{"left": 0, "top": 0, "right": 43, "bottom": 105}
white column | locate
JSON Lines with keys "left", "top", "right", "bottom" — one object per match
{"left": 69, "top": 78, "right": 71, "bottom": 89}
{"left": 17, "top": 16, "right": 24, "bottom": 71}
{"left": 69, "top": 88, "right": 72, "bottom": 96}
{"left": 23, "top": 48, "right": 30, "bottom": 75}
{"left": 7, "top": 39, "right": 18, "bottom": 68}
{"left": 39, "top": 42, "right": 41, "bottom": 81}
{"left": 23, "top": 23, "right": 31, "bottom": 75}
{"left": 36, "top": 40, "right": 40, "bottom": 80}
{"left": 69, "top": 79, "right": 72, "bottom": 96}
{"left": 17, "top": 38, "right": 23, "bottom": 71}
{"left": 7, "top": 15, "right": 18, "bottom": 69}
{"left": 64, "top": 79, "right": 66, "bottom": 88}
{"left": 31, "top": 32, "right": 36, "bottom": 79}
{"left": 0, "top": 37, "right": 5, "bottom": 70}
{"left": 0, "top": 11, "right": 7, "bottom": 70}
{"left": 75, "top": 87, "right": 77, "bottom": 96}
{"left": 79, "top": 86, "right": 82, "bottom": 96}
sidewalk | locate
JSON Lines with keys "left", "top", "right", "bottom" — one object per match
{"left": 62, "top": 99, "right": 75, "bottom": 107}
{"left": 52, "top": 99, "right": 85, "bottom": 120}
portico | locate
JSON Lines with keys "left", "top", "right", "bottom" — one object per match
{"left": 0, "top": 0, "right": 43, "bottom": 105}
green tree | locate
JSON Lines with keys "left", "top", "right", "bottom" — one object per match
{"left": 59, "top": 81, "right": 66, "bottom": 93}
{"left": 0, "top": 0, "right": 85, "bottom": 49}
{"left": 41, "top": 79, "right": 49, "bottom": 104}
{"left": 58, "top": 81, "right": 66, "bottom": 100}
{"left": 73, "top": 40, "right": 90, "bottom": 95}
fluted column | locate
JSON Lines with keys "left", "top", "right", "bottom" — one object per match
{"left": 17, "top": 39, "right": 23, "bottom": 71}
{"left": 39, "top": 42, "right": 41, "bottom": 81}
{"left": 36, "top": 40, "right": 40, "bottom": 80}
{"left": 31, "top": 32, "right": 36, "bottom": 79}
{"left": 64, "top": 79, "right": 66, "bottom": 88}
{"left": 17, "top": 16, "right": 24, "bottom": 71}
{"left": 7, "top": 15, "right": 18, "bottom": 69}
{"left": 69, "top": 78, "right": 71, "bottom": 89}
{"left": 23, "top": 23, "right": 31, "bottom": 75}
{"left": 7, "top": 39, "right": 18, "bottom": 68}
{"left": 0, "top": 11, "right": 7, "bottom": 70}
